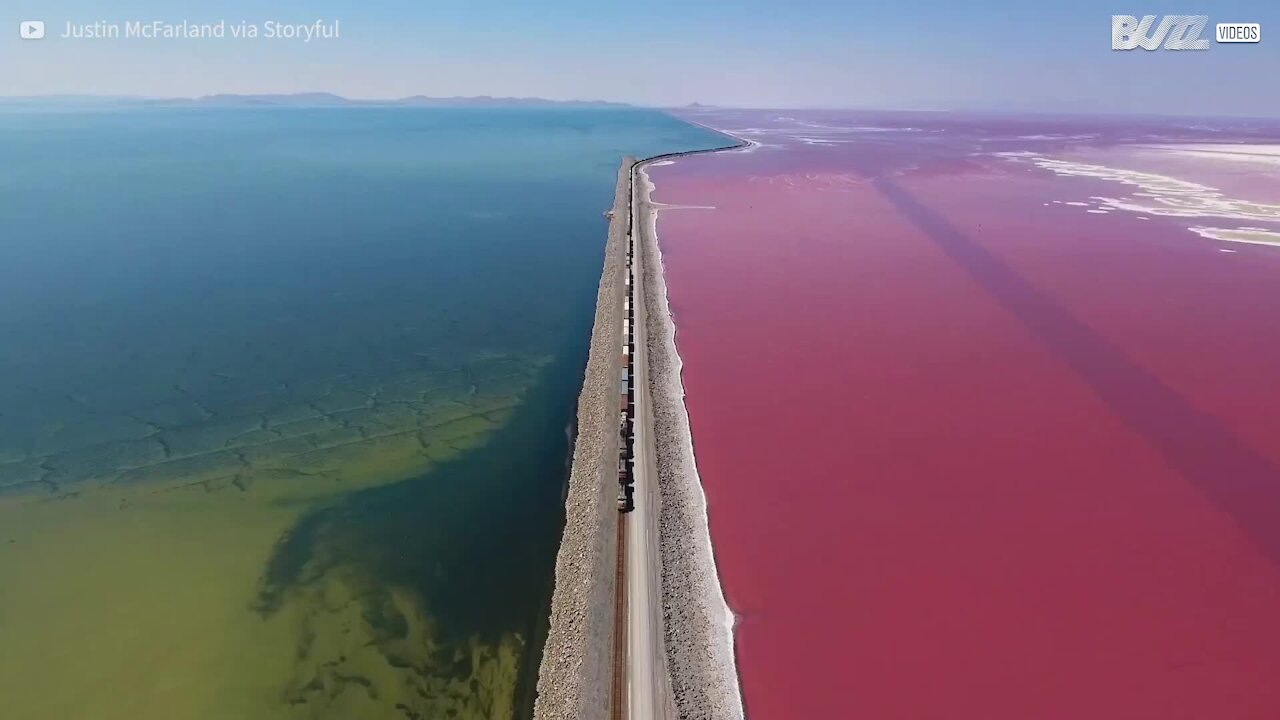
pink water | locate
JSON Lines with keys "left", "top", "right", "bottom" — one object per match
{"left": 651, "top": 110, "right": 1280, "bottom": 719}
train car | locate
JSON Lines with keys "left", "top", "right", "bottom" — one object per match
{"left": 617, "top": 454, "right": 634, "bottom": 513}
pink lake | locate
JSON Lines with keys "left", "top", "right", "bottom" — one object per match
{"left": 651, "top": 109, "right": 1280, "bottom": 719}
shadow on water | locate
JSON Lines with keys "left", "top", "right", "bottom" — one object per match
{"left": 253, "top": 350, "right": 582, "bottom": 718}
{"left": 872, "top": 175, "right": 1280, "bottom": 566}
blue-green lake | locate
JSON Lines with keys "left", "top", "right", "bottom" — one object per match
{"left": 0, "top": 106, "right": 724, "bottom": 719}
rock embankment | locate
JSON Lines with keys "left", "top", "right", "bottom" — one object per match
{"left": 635, "top": 164, "right": 744, "bottom": 720}
{"left": 533, "top": 158, "right": 634, "bottom": 720}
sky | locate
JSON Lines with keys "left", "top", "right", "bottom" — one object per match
{"left": 3, "top": 0, "right": 1278, "bottom": 115}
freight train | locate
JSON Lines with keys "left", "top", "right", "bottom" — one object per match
{"left": 617, "top": 225, "right": 636, "bottom": 513}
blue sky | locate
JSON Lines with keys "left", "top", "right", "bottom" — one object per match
{"left": 3, "top": 0, "right": 1278, "bottom": 114}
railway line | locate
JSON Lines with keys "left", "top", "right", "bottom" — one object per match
{"left": 610, "top": 163, "right": 638, "bottom": 720}
{"left": 611, "top": 511, "right": 628, "bottom": 720}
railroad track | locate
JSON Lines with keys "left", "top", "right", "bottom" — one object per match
{"left": 610, "top": 165, "right": 636, "bottom": 720}
{"left": 611, "top": 511, "right": 628, "bottom": 720}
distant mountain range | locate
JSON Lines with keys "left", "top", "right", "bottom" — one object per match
{"left": 145, "top": 92, "right": 634, "bottom": 108}
{"left": 0, "top": 92, "right": 634, "bottom": 108}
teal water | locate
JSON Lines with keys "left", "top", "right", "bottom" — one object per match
{"left": 0, "top": 107, "right": 725, "bottom": 720}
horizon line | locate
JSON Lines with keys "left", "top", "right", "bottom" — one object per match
{"left": 2, "top": 93, "right": 1279, "bottom": 120}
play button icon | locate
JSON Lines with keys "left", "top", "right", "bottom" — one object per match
{"left": 20, "top": 20, "right": 46, "bottom": 40}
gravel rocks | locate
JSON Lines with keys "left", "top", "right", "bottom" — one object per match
{"left": 533, "top": 159, "right": 633, "bottom": 720}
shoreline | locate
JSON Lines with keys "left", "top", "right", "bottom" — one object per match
{"left": 532, "top": 158, "right": 634, "bottom": 720}
{"left": 634, "top": 131, "right": 748, "bottom": 719}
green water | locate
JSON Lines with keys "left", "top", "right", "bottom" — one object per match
{"left": 0, "top": 106, "right": 725, "bottom": 719}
